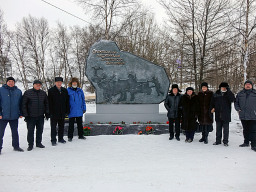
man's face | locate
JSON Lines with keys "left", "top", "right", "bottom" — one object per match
{"left": 202, "top": 86, "right": 208, "bottom": 92}
{"left": 221, "top": 87, "right": 227, "bottom": 92}
{"left": 55, "top": 81, "right": 62, "bottom": 88}
{"left": 33, "top": 83, "right": 41, "bottom": 90}
{"left": 172, "top": 88, "right": 178, "bottom": 94}
{"left": 187, "top": 90, "right": 193, "bottom": 95}
{"left": 7, "top": 80, "right": 15, "bottom": 88}
{"left": 244, "top": 83, "right": 252, "bottom": 90}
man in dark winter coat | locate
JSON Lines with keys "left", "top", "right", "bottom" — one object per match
{"left": 211, "top": 82, "right": 235, "bottom": 146}
{"left": 198, "top": 82, "right": 214, "bottom": 144}
{"left": 235, "top": 80, "right": 256, "bottom": 152}
{"left": 48, "top": 77, "right": 69, "bottom": 146}
{"left": 22, "top": 80, "right": 49, "bottom": 151}
{"left": 0, "top": 77, "right": 24, "bottom": 154}
{"left": 179, "top": 87, "right": 200, "bottom": 143}
{"left": 164, "top": 84, "right": 182, "bottom": 141}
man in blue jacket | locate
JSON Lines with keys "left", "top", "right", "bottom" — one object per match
{"left": 0, "top": 77, "right": 24, "bottom": 154}
{"left": 235, "top": 80, "right": 256, "bottom": 152}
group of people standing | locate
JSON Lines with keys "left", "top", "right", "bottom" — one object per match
{"left": 165, "top": 81, "right": 256, "bottom": 152}
{"left": 1, "top": 76, "right": 256, "bottom": 154}
{"left": 0, "top": 77, "right": 86, "bottom": 154}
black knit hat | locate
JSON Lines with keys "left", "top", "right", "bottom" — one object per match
{"left": 6, "top": 77, "right": 15, "bottom": 83}
{"left": 219, "top": 82, "right": 229, "bottom": 89}
{"left": 33, "top": 80, "right": 42, "bottom": 85}
{"left": 244, "top": 80, "right": 253, "bottom": 87}
{"left": 170, "top": 84, "right": 182, "bottom": 92}
{"left": 186, "top": 87, "right": 194, "bottom": 92}
{"left": 201, "top": 82, "right": 208, "bottom": 88}
{"left": 55, "top": 77, "right": 63, "bottom": 82}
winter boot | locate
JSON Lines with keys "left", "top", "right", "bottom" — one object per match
{"left": 224, "top": 143, "right": 229, "bottom": 147}
{"left": 199, "top": 138, "right": 205, "bottom": 142}
{"left": 213, "top": 142, "right": 221, "bottom": 145}
{"left": 251, "top": 147, "right": 256, "bottom": 152}
{"left": 58, "top": 139, "right": 66, "bottom": 144}
{"left": 52, "top": 142, "right": 57, "bottom": 146}
{"left": 27, "top": 146, "right": 33, "bottom": 151}
{"left": 204, "top": 137, "right": 208, "bottom": 144}
{"left": 14, "top": 147, "right": 24, "bottom": 152}
{"left": 78, "top": 136, "right": 86, "bottom": 140}
{"left": 239, "top": 143, "right": 249, "bottom": 147}
{"left": 36, "top": 143, "right": 45, "bottom": 148}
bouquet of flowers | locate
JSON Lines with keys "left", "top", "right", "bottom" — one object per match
{"left": 113, "top": 126, "right": 123, "bottom": 135}
{"left": 145, "top": 126, "right": 153, "bottom": 135}
{"left": 83, "top": 126, "right": 91, "bottom": 136}
{"left": 138, "top": 131, "right": 143, "bottom": 135}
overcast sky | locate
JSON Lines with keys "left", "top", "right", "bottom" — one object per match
{"left": 0, "top": 0, "right": 167, "bottom": 30}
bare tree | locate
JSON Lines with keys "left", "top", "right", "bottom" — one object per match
{"left": 9, "top": 31, "right": 29, "bottom": 90}
{"left": 18, "top": 15, "right": 50, "bottom": 91}
{"left": 76, "top": 0, "right": 139, "bottom": 39}
{"left": 160, "top": 0, "right": 232, "bottom": 91}
{"left": 0, "top": 10, "right": 12, "bottom": 84}
{"left": 230, "top": 0, "right": 256, "bottom": 82}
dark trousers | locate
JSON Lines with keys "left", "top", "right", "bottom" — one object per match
{"left": 50, "top": 118, "right": 65, "bottom": 142}
{"left": 186, "top": 131, "right": 195, "bottom": 140}
{"left": 168, "top": 118, "right": 181, "bottom": 138}
{"left": 216, "top": 121, "right": 229, "bottom": 144}
{"left": 0, "top": 119, "right": 19, "bottom": 150}
{"left": 26, "top": 116, "right": 44, "bottom": 147}
{"left": 241, "top": 120, "right": 256, "bottom": 147}
{"left": 68, "top": 116, "right": 83, "bottom": 139}
{"left": 201, "top": 125, "right": 210, "bottom": 139}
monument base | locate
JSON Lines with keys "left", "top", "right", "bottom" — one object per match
{"left": 85, "top": 104, "right": 167, "bottom": 124}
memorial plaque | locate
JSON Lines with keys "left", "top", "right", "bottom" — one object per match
{"left": 86, "top": 40, "right": 170, "bottom": 104}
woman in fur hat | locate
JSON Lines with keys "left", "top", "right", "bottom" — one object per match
{"left": 179, "top": 87, "right": 200, "bottom": 142}
{"left": 67, "top": 77, "right": 86, "bottom": 141}
{"left": 198, "top": 82, "right": 214, "bottom": 144}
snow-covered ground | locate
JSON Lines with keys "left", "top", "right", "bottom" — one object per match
{"left": 0, "top": 105, "right": 255, "bottom": 192}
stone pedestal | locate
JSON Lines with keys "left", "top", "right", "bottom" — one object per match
{"left": 85, "top": 104, "right": 167, "bottom": 124}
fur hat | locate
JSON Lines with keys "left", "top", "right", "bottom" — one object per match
{"left": 170, "top": 84, "right": 182, "bottom": 93}
{"left": 186, "top": 87, "right": 194, "bottom": 92}
{"left": 68, "top": 77, "right": 81, "bottom": 88}
{"left": 244, "top": 80, "right": 253, "bottom": 87}
{"left": 33, "top": 80, "right": 42, "bottom": 85}
{"left": 219, "top": 82, "right": 229, "bottom": 89}
{"left": 55, "top": 77, "right": 63, "bottom": 82}
{"left": 6, "top": 77, "right": 15, "bottom": 83}
{"left": 201, "top": 82, "right": 208, "bottom": 88}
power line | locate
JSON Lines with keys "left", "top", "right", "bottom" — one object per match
{"left": 40, "top": 0, "right": 92, "bottom": 25}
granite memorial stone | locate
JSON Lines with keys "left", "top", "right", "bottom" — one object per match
{"left": 86, "top": 40, "right": 170, "bottom": 104}
{"left": 85, "top": 40, "right": 170, "bottom": 124}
